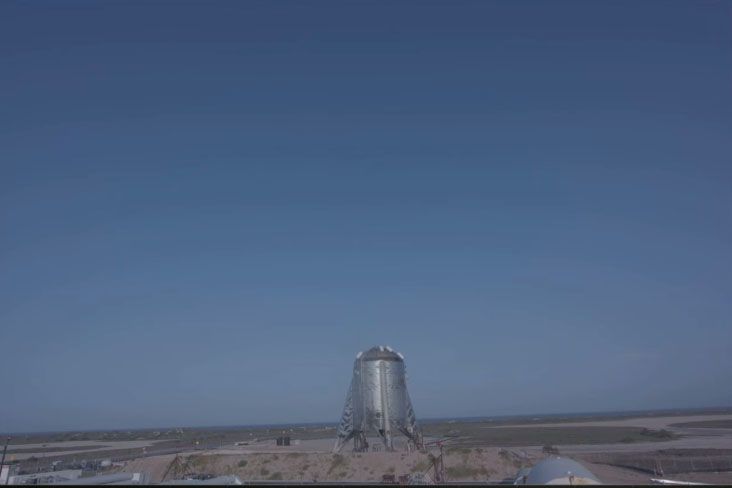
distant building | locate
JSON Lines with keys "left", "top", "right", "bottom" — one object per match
{"left": 275, "top": 436, "right": 291, "bottom": 446}
{"left": 6, "top": 469, "right": 82, "bottom": 485}
{"left": 55, "top": 472, "right": 147, "bottom": 485}
{"left": 0, "top": 465, "right": 12, "bottom": 484}
{"left": 161, "top": 475, "right": 243, "bottom": 485}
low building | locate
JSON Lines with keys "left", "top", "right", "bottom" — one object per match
{"left": 7, "top": 469, "right": 82, "bottom": 485}
{"left": 160, "top": 475, "right": 243, "bottom": 485}
{"left": 55, "top": 472, "right": 147, "bottom": 485}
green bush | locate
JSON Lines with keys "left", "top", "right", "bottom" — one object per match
{"left": 448, "top": 447, "right": 471, "bottom": 455}
{"left": 446, "top": 465, "right": 491, "bottom": 479}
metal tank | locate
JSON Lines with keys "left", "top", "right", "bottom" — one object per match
{"left": 514, "top": 457, "right": 601, "bottom": 485}
{"left": 334, "top": 345, "right": 423, "bottom": 453}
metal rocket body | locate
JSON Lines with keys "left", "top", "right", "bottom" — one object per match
{"left": 334, "top": 346, "right": 423, "bottom": 452}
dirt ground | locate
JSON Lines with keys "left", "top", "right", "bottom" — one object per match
{"left": 120, "top": 447, "right": 533, "bottom": 483}
{"left": 119, "top": 453, "right": 179, "bottom": 483}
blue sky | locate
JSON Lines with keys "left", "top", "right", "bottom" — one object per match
{"left": 1, "top": 0, "right": 731, "bottom": 433}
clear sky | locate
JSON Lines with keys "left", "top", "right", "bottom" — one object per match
{"left": 1, "top": 0, "right": 731, "bottom": 433}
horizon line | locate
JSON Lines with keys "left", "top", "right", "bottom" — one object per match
{"left": 4, "top": 404, "right": 732, "bottom": 437}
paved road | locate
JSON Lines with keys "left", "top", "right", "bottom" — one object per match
{"left": 483, "top": 413, "right": 732, "bottom": 455}
{"left": 521, "top": 434, "right": 732, "bottom": 455}
{"left": 6, "top": 439, "right": 167, "bottom": 461}
{"left": 488, "top": 414, "right": 732, "bottom": 430}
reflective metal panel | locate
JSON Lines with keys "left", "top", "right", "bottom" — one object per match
{"left": 520, "top": 457, "right": 600, "bottom": 485}
{"left": 334, "top": 345, "right": 423, "bottom": 452}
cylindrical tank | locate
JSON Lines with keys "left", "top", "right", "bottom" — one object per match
{"left": 520, "top": 457, "right": 600, "bottom": 485}
{"left": 353, "top": 346, "right": 411, "bottom": 442}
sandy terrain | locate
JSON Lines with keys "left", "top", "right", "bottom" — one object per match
{"left": 119, "top": 454, "right": 180, "bottom": 483}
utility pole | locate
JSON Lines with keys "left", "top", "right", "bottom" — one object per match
{"left": 427, "top": 440, "right": 446, "bottom": 483}
{"left": 1, "top": 437, "right": 10, "bottom": 485}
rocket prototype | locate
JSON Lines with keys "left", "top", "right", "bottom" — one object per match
{"left": 334, "top": 345, "right": 424, "bottom": 453}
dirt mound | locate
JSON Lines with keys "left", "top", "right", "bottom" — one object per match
{"left": 149, "top": 447, "right": 534, "bottom": 482}
{"left": 118, "top": 454, "right": 178, "bottom": 483}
